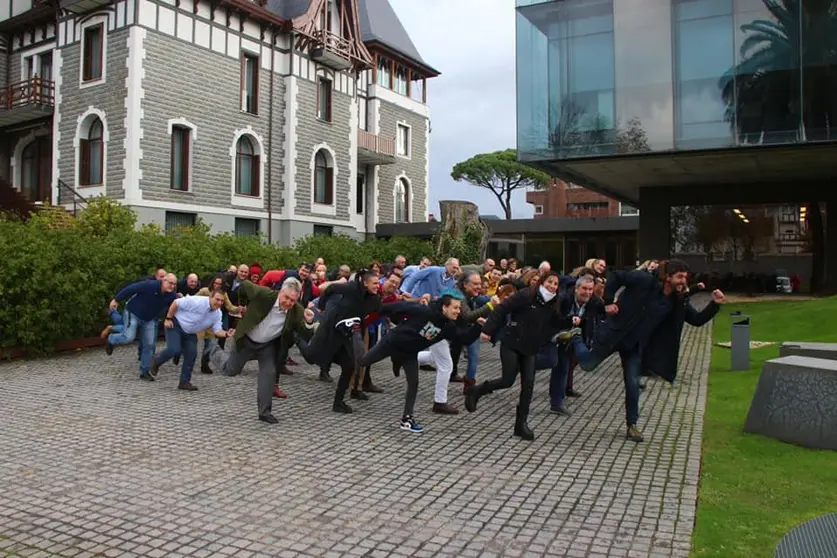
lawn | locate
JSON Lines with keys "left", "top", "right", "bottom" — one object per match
{"left": 691, "top": 296, "right": 837, "bottom": 557}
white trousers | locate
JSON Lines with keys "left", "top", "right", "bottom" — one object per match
{"left": 418, "top": 340, "right": 453, "bottom": 404}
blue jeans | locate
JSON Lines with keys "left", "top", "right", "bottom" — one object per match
{"left": 619, "top": 349, "right": 643, "bottom": 427}
{"left": 535, "top": 343, "right": 559, "bottom": 371}
{"left": 570, "top": 337, "right": 643, "bottom": 426}
{"left": 464, "top": 340, "right": 479, "bottom": 381}
{"left": 155, "top": 321, "right": 198, "bottom": 385}
{"left": 109, "top": 309, "right": 126, "bottom": 334}
{"left": 549, "top": 347, "right": 572, "bottom": 409}
{"left": 107, "top": 312, "right": 158, "bottom": 376}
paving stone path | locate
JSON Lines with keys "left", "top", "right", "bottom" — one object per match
{"left": 0, "top": 322, "right": 712, "bottom": 558}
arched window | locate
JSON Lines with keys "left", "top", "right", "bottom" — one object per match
{"left": 395, "top": 177, "right": 409, "bottom": 223}
{"left": 314, "top": 149, "right": 333, "bottom": 205}
{"left": 235, "top": 135, "right": 259, "bottom": 196}
{"left": 80, "top": 117, "right": 104, "bottom": 185}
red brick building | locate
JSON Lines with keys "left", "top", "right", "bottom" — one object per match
{"left": 526, "top": 179, "right": 638, "bottom": 219}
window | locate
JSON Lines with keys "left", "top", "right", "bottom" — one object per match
{"left": 25, "top": 56, "right": 34, "bottom": 80}
{"left": 241, "top": 53, "right": 259, "bottom": 114}
{"left": 317, "top": 78, "right": 332, "bottom": 122}
{"left": 39, "top": 52, "right": 52, "bottom": 82}
{"left": 534, "top": 205, "right": 544, "bottom": 215}
{"left": 313, "top": 225, "right": 333, "bottom": 237}
{"left": 82, "top": 24, "right": 104, "bottom": 82}
{"left": 80, "top": 117, "right": 104, "bottom": 186}
{"left": 314, "top": 149, "right": 333, "bottom": 204}
{"left": 619, "top": 203, "right": 640, "bottom": 216}
{"left": 356, "top": 175, "right": 364, "bottom": 214}
{"left": 394, "top": 67, "right": 407, "bottom": 95}
{"left": 165, "top": 211, "right": 196, "bottom": 232}
{"left": 235, "top": 218, "right": 260, "bottom": 237}
{"left": 358, "top": 97, "right": 368, "bottom": 131}
{"left": 235, "top": 136, "right": 259, "bottom": 196}
{"left": 170, "top": 126, "right": 191, "bottom": 191}
{"left": 377, "top": 57, "right": 390, "bottom": 88}
{"left": 395, "top": 178, "right": 409, "bottom": 223}
{"left": 397, "top": 124, "right": 410, "bottom": 157}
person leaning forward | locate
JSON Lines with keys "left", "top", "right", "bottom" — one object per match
{"left": 206, "top": 277, "right": 316, "bottom": 424}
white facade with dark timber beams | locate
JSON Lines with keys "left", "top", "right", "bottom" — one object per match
{"left": 0, "top": 0, "right": 439, "bottom": 243}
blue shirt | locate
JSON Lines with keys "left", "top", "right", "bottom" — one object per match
{"left": 400, "top": 266, "right": 455, "bottom": 299}
{"left": 173, "top": 296, "right": 223, "bottom": 335}
{"left": 115, "top": 280, "right": 178, "bottom": 322}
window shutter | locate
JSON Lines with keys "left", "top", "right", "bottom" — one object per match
{"left": 80, "top": 139, "right": 90, "bottom": 185}
{"left": 325, "top": 87, "right": 332, "bottom": 121}
{"left": 182, "top": 129, "right": 190, "bottom": 190}
{"left": 240, "top": 57, "right": 246, "bottom": 112}
{"left": 253, "top": 155, "right": 261, "bottom": 197}
{"left": 325, "top": 167, "right": 333, "bottom": 205}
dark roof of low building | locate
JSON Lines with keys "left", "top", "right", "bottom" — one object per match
{"left": 376, "top": 216, "right": 640, "bottom": 238}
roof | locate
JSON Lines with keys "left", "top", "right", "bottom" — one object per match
{"left": 265, "top": 0, "right": 310, "bottom": 20}
{"left": 375, "top": 216, "right": 640, "bottom": 238}
{"left": 357, "top": 0, "right": 440, "bottom": 75}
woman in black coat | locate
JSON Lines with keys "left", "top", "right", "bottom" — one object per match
{"left": 465, "top": 272, "right": 577, "bottom": 441}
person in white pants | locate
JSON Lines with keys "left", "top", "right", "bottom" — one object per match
{"left": 418, "top": 341, "right": 456, "bottom": 413}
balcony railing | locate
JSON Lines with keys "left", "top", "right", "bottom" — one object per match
{"left": 311, "top": 28, "right": 353, "bottom": 62}
{"left": 358, "top": 130, "right": 396, "bottom": 158}
{"left": 0, "top": 77, "right": 54, "bottom": 110}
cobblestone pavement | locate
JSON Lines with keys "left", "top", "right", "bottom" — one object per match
{"left": 0, "top": 322, "right": 712, "bottom": 558}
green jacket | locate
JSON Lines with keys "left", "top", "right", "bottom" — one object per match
{"left": 233, "top": 281, "right": 313, "bottom": 348}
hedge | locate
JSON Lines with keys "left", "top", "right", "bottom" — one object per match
{"left": 1, "top": 198, "right": 435, "bottom": 355}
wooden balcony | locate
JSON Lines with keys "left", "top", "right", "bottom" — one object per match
{"left": 0, "top": 77, "right": 54, "bottom": 128}
{"left": 309, "top": 29, "right": 353, "bottom": 71}
{"left": 358, "top": 130, "right": 396, "bottom": 166}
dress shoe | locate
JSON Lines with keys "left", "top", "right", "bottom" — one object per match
{"left": 178, "top": 382, "right": 198, "bottom": 391}
{"left": 200, "top": 360, "right": 213, "bottom": 374}
{"left": 565, "top": 389, "right": 582, "bottom": 398}
{"left": 449, "top": 373, "right": 464, "bottom": 383}
{"left": 106, "top": 343, "right": 114, "bottom": 356}
{"left": 139, "top": 374, "right": 154, "bottom": 382}
{"left": 332, "top": 401, "right": 353, "bottom": 414}
{"left": 259, "top": 413, "right": 278, "bottom": 424}
{"left": 364, "top": 383, "right": 384, "bottom": 394}
{"left": 432, "top": 402, "right": 459, "bottom": 415}
{"left": 350, "top": 390, "right": 369, "bottom": 401}
{"left": 550, "top": 405, "right": 571, "bottom": 417}
{"left": 319, "top": 370, "right": 333, "bottom": 382}
{"left": 100, "top": 325, "right": 112, "bottom": 339}
{"left": 148, "top": 357, "right": 160, "bottom": 377}
{"left": 272, "top": 385, "right": 288, "bottom": 399}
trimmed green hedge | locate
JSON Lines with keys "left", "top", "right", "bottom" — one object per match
{"left": 1, "top": 199, "right": 433, "bottom": 355}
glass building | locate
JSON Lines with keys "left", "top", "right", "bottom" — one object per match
{"left": 516, "top": 0, "right": 837, "bottom": 163}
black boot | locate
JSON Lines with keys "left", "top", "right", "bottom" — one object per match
{"left": 464, "top": 382, "right": 491, "bottom": 413}
{"left": 200, "top": 354, "right": 213, "bottom": 374}
{"left": 514, "top": 405, "right": 535, "bottom": 441}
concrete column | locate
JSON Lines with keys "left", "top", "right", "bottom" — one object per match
{"left": 825, "top": 199, "right": 837, "bottom": 294}
{"left": 638, "top": 187, "right": 671, "bottom": 261}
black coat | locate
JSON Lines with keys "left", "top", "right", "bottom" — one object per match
{"left": 558, "top": 291, "right": 606, "bottom": 345}
{"left": 382, "top": 301, "right": 483, "bottom": 356}
{"left": 482, "top": 288, "right": 573, "bottom": 356}
{"left": 593, "top": 270, "right": 719, "bottom": 383}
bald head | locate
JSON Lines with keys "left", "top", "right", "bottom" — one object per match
{"left": 186, "top": 273, "right": 199, "bottom": 288}
{"left": 161, "top": 273, "right": 177, "bottom": 293}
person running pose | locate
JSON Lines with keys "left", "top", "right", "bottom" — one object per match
{"left": 357, "top": 290, "right": 483, "bottom": 433}
{"left": 465, "top": 272, "right": 579, "bottom": 441}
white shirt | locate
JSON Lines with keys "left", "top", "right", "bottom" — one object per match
{"left": 173, "top": 296, "right": 223, "bottom": 335}
{"left": 247, "top": 299, "right": 288, "bottom": 344}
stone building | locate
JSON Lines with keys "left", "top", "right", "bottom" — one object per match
{"left": 0, "top": 0, "right": 439, "bottom": 244}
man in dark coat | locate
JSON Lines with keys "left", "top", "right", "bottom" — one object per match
{"left": 567, "top": 260, "right": 725, "bottom": 443}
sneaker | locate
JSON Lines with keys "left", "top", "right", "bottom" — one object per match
{"left": 553, "top": 327, "right": 583, "bottom": 343}
{"left": 626, "top": 424, "right": 644, "bottom": 443}
{"left": 178, "top": 382, "right": 198, "bottom": 391}
{"left": 400, "top": 416, "right": 424, "bottom": 433}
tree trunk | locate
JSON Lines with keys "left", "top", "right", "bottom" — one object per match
{"left": 435, "top": 200, "right": 490, "bottom": 263}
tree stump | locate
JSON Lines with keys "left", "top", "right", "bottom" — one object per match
{"left": 435, "top": 200, "right": 490, "bottom": 263}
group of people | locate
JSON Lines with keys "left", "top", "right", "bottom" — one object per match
{"left": 100, "top": 254, "right": 726, "bottom": 442}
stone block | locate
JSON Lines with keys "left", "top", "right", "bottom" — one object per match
{"left": 744, "top": 355, "right": 837, "bottom": 450}
{"left": 780, "top": 342, "right": 837, "bottom": 361}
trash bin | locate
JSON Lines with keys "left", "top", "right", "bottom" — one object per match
{"left": 730, "top": 312, "right": 751, "bottom": 371}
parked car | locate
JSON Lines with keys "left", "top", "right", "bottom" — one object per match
{"left": 776, "top": 276, "right": 793, "bottom": 294}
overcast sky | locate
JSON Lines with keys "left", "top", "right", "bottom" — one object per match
{"left": 389, "top": 0, "right": 533, "bottom": 219}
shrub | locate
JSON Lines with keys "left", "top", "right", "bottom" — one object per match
{"left": 0, "top": 202, "right": 438, "bottom": 355}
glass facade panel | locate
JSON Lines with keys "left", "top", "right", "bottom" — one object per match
{"left": 516, "top": 0, "right": 835, "bottom": 161}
